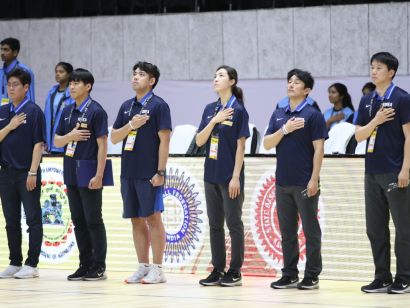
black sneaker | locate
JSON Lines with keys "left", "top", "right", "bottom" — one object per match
{"left": 67, "top": 265, "right": 89, "bottom": 281}
{"left": 271, "top": 276, "right": 299, "bottom": 289}
{"left": 219, "top": 269, "right": 242, "bottom": 287}
{"left": 83, "top": 266, "right": 107, "bottom": 281}
{"left": 387, "top": 277, "right": 410, "bottom": 294}
{"left": 297, "top": 277, "right": 319, "bottom": 290}
{"left": 361, "top": 279, "right": 392, "bottom": 293}
{"left": 199, "top": 269, "right": 224, "bottom": 286}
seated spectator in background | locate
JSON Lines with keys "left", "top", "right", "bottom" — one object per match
{"left": 362, "top": 82, "right": 376, "bottom": 96}
{"left": 347, "top": 82, "right": 376, "bottom": 125}
{"left": 0, "top": 38, "right": 35, "bottom": 104}
{"left": 44, "top": 62, "right": 74, "bottom": 154}
{"left": 276, "top": 96, "right": 321, "bottom": 112}
{"left": 323, "top": 83, "right": 354, "bottom": 130}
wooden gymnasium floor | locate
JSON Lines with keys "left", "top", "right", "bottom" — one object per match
{"left": 0, "top": 270, "right": 408, "bottom": 308}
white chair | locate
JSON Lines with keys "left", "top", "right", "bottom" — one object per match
{"left": 245, "top": 123, "right": 260, "bottom": 154}
{"left": 258, "top": 125, "right": 276, "bottom": 155}
{"left": 169, "top": 124, "right": 198, "bottom": 154}
{"left": 324, "top": 122, "right": 356, "bottom": 154}
{"left": 107, "top": 126, "right": 123, "bottom": 155}
{"left": 355, "top": 140, "right": 367, "bottom": 154}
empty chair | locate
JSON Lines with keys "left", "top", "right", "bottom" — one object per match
{"left": 258, "top": 125, "right": 276, "bottom": 155}
{"left": 324, "top": 122, "right": 356, "bottom": 155}
{"left": 245, "top": 123, "right": 260, "bottom": 155}
{"left": 107, "top": 126, "right": 123, "bottom": 155}
{"left": 355, "top": 140, "right": 367, "bottom": 155}
{"left": 169, "top": 124, "right": 198, "bottom": 154}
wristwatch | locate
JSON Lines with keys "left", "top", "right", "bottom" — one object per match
{"left": 157, "top": 170, "right": 166, "bottom": 176}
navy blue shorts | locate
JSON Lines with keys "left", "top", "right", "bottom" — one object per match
{"left": 121, "top": 178, "right": 164, "bottom": 218}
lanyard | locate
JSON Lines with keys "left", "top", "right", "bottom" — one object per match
{"left": 10, "top": 97, "right": 29, "bottom": 114}
{"left": 127, "top": 91, "right": 153, "bottom": 119}
{"left": 368, "top": 84, "right": 395, "bottom": 118}
{"left": 68, "top": 97, "right": 92, "bottom": 125}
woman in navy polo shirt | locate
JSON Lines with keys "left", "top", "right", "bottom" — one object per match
{"left": 196, "top": 65, "right": 249, "bottom": 287}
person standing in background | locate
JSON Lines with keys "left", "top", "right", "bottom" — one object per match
{"left": 0, "top": 38, "right": 35, "bottom": 104}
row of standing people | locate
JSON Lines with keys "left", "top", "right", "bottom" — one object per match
{"left": 0, "top": 51, "right": 409, "bottom": 295}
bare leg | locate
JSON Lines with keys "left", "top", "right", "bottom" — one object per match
{"left": 146, "top": 212, "right": 165, "bottom": 264}
{"left": 131, "top": 217, "right": 150, "bottom": 263}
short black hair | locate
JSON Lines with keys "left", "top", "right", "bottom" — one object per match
{"left": 133, "top": 61, "right": 160, "bottom": 89}
{"left": 69, "top": 68, "right": 94, "bottom": 92}
{"left": 7, "top": 67, "right": 31, "bottom": 86}
{"left": 287, "top": 68, "right": 314, "bottom": 90}
{"left": 56, "top": 62, "right": 74, "bottom": 74}
{"left": 362, "top": 82, "right": 376, "bottom": 93}
{"left": 0, "top": 37, "right": 20, "bottom": 52}
{"left": 370, "top": 52, "right": 399, "bottom": 78}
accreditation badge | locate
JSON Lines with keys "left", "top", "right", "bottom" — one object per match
{"left": 124, "top": 130, "right": 137, "bottom": 151}
{"left": 65, "top": 141, "right": 77, "bottom": 157}
{"left": 209, "top": 135, "right": 219, "bottom": 160}
{"left": 222, "top": 120, "right": 233, "bottom": 126}
{"left": 1, "top": 98, "right": 9, "bottom": 105}
{"left": 367, "top": 128, "right": 378, "bottom": 153}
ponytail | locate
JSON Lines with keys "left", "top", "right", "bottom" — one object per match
{"left": 232, "top": 85, "right": 244, "bottom": 105}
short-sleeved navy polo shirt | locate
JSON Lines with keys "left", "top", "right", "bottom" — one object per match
{"left": 0, "top": 99, "right": 45, "bottom": 170}
{"left": 356, "top": 84, "right": 410, "bottom": 174}
{"left": 266, "top": 99, "right": 328, "bottom": 187}
{"left": 198, "top": 99, "right": 250, "bottom": 185}
{"left": 56, "top": 98, "right": 108, "bottom": 185}
{"left": 113, "top": 94, "right": 172, "bottom": 180}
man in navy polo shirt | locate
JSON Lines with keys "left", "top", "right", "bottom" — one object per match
{"left": 111, "top": 61, "right": 171, "bottom": 284}
{"left": 356, "top": 52, "right": 410, "bottom": 294}
{"left": 0, "top": 38, "right": 35, "bottom": 104}
{"left": 0, "top": 68, "right": 45, "bottom": 279}
{"left": 264, "top": 69, "right": 327, "bottom": 290}
{"left": 54, "top": 68, "right": 108, "bottom": 281}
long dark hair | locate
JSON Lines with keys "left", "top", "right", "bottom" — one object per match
{"left": 328, "top": 82, "right": 354, "bottom": 112}
{"left": 216, "top": 65, "right": 244, "bottom": 104}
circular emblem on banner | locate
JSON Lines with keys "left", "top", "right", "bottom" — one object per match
{"left": 162, "top": 167, "right": 205, "bottom": 266}
{"left": 24, "top": 163, "right": 76, "bottom": 263}
{"left": 250, "top": 170, "right": 324, "bottom": 271}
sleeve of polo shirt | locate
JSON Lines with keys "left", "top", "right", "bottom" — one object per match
{"left": 236, "top": 108, "right": 250, "bottom": 139}
{"left": 197, "top": 105, "right": 209, "bottom": 132}
{"left": 55, "top": 108, "right": 66, "bottom": 136}
{"left": 33, "top": 108, "right": 46, "bottom": 144}
{"left": 155, "top": 102, "right": 172, "bottom": 131}
{"left": 92, "top": 108, "right": 108, "bottom": 138}
{"left": 265, "top": 111, "right": 276, "bottom": 135}
{"left": 112, "top": 104, "right": 124, "bottom": 130}
{"left": 398, "top": 94, "right": 410, "bottom": 125}
{"left": 309, "top": 111, "right": 328, "bottom": 141}
{"left": 355, "top": 97, "right": 368, "bottom": 126}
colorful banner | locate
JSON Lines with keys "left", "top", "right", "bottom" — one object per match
{"left": 0, "top": 157, "right": 394, "bottom": 281}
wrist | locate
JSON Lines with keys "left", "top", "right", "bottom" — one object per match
{"left": 28, "top": 171, "right": 37, "bottom": 176}
{"left": 157, "top": 169, "right": 166, "bottom": 177}
{"left": 129, "top": 120, "right": 136, "bottom": 130}
{"left": 281, "top": 124, "right": 289, "bottom": 135}
{"left": 232, "top": 175, "right": 240, "bottom": 179}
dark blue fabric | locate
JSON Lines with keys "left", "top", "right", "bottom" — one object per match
{"left": 266, "top": 102, "right": 328, "bottom": 187}
{"left": 356, "top": 86, "right": 410, "bottom": 174}
{"left": 113, "top": 94, "right": 172, "bottom": 180}
{"left": 56, "top": 99, "right": 108, "bottom": 185}
{"left": 198, "top": 99, "right": 250, "bottom": 185}
{"left": 0, "top": 100, "right": 45, "bottom": 169}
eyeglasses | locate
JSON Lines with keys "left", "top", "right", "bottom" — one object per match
{"left": 7, "top": 82, "right": 22, "bottom": 89}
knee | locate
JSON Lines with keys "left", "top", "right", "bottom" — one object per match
{"left": 146, "top": 213, "right": 162, "bottom": 228}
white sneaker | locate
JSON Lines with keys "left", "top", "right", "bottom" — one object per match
{"left": 141, "top": 265, "right": 166, "bottom": 284}
{"left": 13, "top": 265, "right": 39, "bottom": 279}
{"left": 0, "top": 265, "right": 22, "bottom": 279}
{"left": 124, "top": 264, "right": 151, "bottom": 284}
